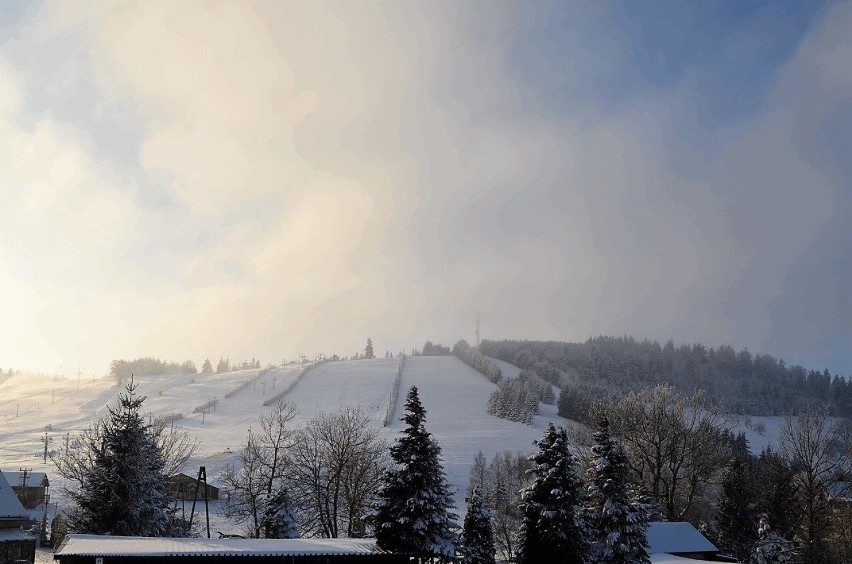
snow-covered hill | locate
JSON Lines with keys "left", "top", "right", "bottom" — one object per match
{"left": 0, "top": 355, "right": 580, "bottom": 523}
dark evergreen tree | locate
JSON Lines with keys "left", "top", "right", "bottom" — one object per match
{"left": 461, "top": 487, "right": 495, "bottom": 564}
{"left": 50, "top": 512, "right": 68, "bottom": 549}
{"left": 67, "top": 379, "right": 174, "bottom": 536}
{"left": 365, "top": 338, "right": 375, "bottom": 359}
{"left": 374, "top": 386, "right": 456, "bottom": 562}
{"left": 261, "top": 488, "right": 300, "bottom": 539}
{"left": 749, "top": 517, "right": 793, "bottom": 564}
{"left": 758, "top": 448, "right": 799, "bottom": 540}
{"left": 717, "top": 456, "right": 760, "bottom": 560}
{"left": 516, "top": 423, "right": 587, "bottom": 564}
{"left": 585, "top": 415, "right": 650, "bottom": 563}
{"left": 201, "top": 358, "right": 213, "bottom": 374}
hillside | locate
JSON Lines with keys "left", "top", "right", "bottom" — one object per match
{"left": 0, "top": 355, "right": 578, "bottom": 524}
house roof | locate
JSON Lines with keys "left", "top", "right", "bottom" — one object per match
{"left": 1, "top": 471, "right": 48, "bottom": 488}
{"left": 0, "top": 471, "right": 28, "bottom": 519}
{"left": 650, "top": 554, "right": 724, "bottom": 564}
{"left": 647, "top": 522, "right": 718, "bottom": 555}
{"left": 0, "top": 529, "right": 35, "bottom": 543}
{"left": 56, "top": 536, "right": 394, "bottom": 558}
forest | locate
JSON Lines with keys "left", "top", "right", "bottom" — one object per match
{"left": 480, "top": 336, "right": 852, "bottom": 417}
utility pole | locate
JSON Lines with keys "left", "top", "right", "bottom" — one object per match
{"left": 475, "top": 311, "right": 481, "bottom": 348}
{"left": 41, "top": 431, "right": 53, "bottom": 464}
{"left": 188, "top": 466, "right": 211, "bottom": 539}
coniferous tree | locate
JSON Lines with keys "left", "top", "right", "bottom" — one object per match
{"left": 261, "top": 488, "right": 300, "bottom": 539}
{"left": 717, "top": 456, "right": 761, "bottom": 560}
{"left": 67, "top": 379, "right": 174, "bottom": 536}
{"left": 50, "top": 513, "right": 68, "bottom": 548}
{"left": 749, "top": 517, "right": 793, "bottom": 564}
{"left": 374, "top": 386, "right": 456, "bottom": 562}
{"left": 461, "top": 487, "right": 495, "bottom": 564}
{"left": 585, "top": 415, "right": 650, "bottom": 563}
{"left": 758, "top": 448, "right": 799, "bottom": 540}
{"left": 201, "top": 358, "right": 214, "bottom": 374}
{"left": 365, "top": 338, "right": 375, "bottom": 359}
{"left": 516, "top": 423, "right": 587, "bottom": 564}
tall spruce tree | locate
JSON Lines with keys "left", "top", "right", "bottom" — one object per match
{"left": 585, "top": 415, "right": 650, "bottom": 563}
{"left": 717, "top": 456, "right": 761, "bottom": 560}
{"left": 68, "top": 379, "right": 174, "bottom": 535}
{"left": 461, "top": 487, "right": 495, "bottom": 564}
{"left": 365, "top": 338, "right": 375, "bottom": 359}
{"left": 516, "top": 423, "right": 587, "bottom": 564}
{"left": 374, "top": 386, "right": 456, "bottom": 562}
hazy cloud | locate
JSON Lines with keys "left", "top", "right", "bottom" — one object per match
{"left": 0, "top": 1, "right": 849, "bottom": 374}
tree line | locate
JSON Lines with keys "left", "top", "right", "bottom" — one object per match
{"left": 109, "top": 356, "right": 263, "bottom": 382}
{"left": 481, "top": 336, "right": 852, "bottom": 416}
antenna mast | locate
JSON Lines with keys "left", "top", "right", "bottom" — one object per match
{"left": 475, "top": 311, "right": 481, "bottom": 348}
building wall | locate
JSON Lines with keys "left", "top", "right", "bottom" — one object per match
{"left": 0, "top": 539, "right": 36, "bottom": 563}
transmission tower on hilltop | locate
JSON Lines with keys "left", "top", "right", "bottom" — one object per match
{"left": 475, "top": 311, "right": 481, "bottom": 348}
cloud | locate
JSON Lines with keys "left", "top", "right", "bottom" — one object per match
{"left": 0, "top": 1, "right": 849, "bottom": 373}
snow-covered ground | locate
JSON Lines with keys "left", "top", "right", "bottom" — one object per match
{"left": 393, "top": 356, "right": 580, "bottom": 510}
{"left": 1, "top": 356, "right": 582, "bottom": 530}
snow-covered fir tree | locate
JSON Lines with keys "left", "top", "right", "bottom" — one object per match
{"left": 461, "top": 487, "right": 495, "bottom": 564}
{"left": 717, "top": 456, "right": 760, "bottom": 560}
{"left": 365, "top": 338, "right": 375, "bottom": 359}
{"left": 749, "top": 517, "right": 792, "bottom": 564}
{"left": 201, "top": 358, "right": 213, "bottom": 374}
{"left": 516, "top": 423, "right": 587, "bottom": 564}
{"left": 67, "top": 379, "right": 175, "bottom": 536}
{"left": 261, "top": 488, "right": 300, "bottom": 539}
{"left": 374, "top": 386, "right": 457, "bottom": 562}
{"left": 585, "top": 414, "right": 650, "bottom": 563}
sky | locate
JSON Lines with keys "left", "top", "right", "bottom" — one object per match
{"left": 0, "top": 1, "right": 849, "bottom": 376}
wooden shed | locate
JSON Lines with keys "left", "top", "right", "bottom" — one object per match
{"left": 165, "top": 474, "right": 220, "bottom": 501}
{"left": 54, "top": 535, "right": 408, "bottom": 564}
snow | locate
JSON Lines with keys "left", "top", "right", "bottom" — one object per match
{"left": 56, "top": 534, "right": 389, "bottom": 556}
{"left": 646, "top": 522, "right": 718, "bottom": 554}
{"left": 0, "top": 356, "right": 584, "bottom": 529}
{"left": 650, "top": 555, "right": 721, "bottom": 564}
{"left": 393, "top": 356, "right": 582, "bottom": 510}
{"left": 0, "top": 469, "right": 27, "bottom": 518}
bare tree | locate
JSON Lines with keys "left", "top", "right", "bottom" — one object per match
{"left": 781, "top": 409, "right": 851, "bottom": 562}
{"left": 289, "top": 407, "right": 387, "bottom": 538}
{"left": 604, "top": 384, "right": 731, "bottom": 522}
{"left": 221, "top": 400, "right": 297, "bottom": 538}
{"left": 53, "top": 417, "right": 198, "bottom": 502}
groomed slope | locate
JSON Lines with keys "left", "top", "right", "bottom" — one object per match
{"left": 390, "top": 355, "right": 581, "bottom": 509}
{"left": 285, "top": 358, "right": 401, "bottom": 427}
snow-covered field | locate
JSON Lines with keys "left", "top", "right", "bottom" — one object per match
{"left": 1, "top": 356, "right": 580, "bottom": 530}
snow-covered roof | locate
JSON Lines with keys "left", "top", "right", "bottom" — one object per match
{"left": 56, "top": 535, "right": 394, "bottom": 557}
{"left": 647, "top": 522, "right": 718, "bottom": 554}
{"left": 0, "top": 529, "right": 35, "bottom": 542}
{"left": 1, "top": 471, "right": 48, "bottom": 488}
{"left": 650, "top": 554, "right": 724, "bottom": 564}
{"left": 0, "top": 470, "right": 28, "bottom": 519}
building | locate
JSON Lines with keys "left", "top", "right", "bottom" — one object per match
{"left": 165, "top": 474, "right": 220, "bottom": 501}
{"left": 54, "top": 536, "right": 408, "bottom": 564}
{"left": 2, "top": 471, "right": 50, "bottom": 510}
{"left": 648, "top": 522, "right": 737, "bottom": 562}
{"left": 0, "top": 470, "right": 36, "bottom": 563}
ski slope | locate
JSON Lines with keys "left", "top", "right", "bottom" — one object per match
{"left": 390, "top": 355, "right": 580, "bottom": 509}
{"left": 1, "top": 355, "right": 583, "bottom": 528}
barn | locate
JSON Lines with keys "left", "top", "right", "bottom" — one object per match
{"left": 54, "top": 535, "right": 408, "bottom": 564}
